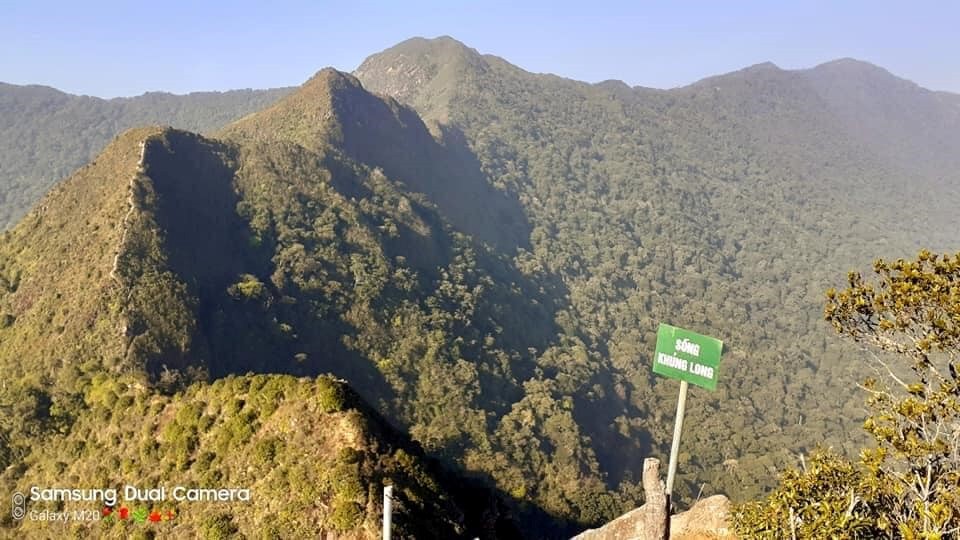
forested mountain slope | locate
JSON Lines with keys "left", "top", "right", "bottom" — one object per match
{"left": 0, "top": 121, "right": 520, "bottom": 537}
{"left": 801, "top": 58, "right": 960, "bottom": 186}
{"left": 1, "top": 36, "right": 958, "bottom": 537}
{"left": 354, "top": 33, "right": 960, "bottom": 511}
{"left": 0, "top": 83, "right": 293, "bottom": 228}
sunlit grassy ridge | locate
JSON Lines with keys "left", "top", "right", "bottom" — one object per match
{"left": 10, "top": 374, "right": 474, "bottom": 538}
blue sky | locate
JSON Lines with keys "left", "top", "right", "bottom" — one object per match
{"left": 2, "top": 0, "right": 958, "bottom": 97}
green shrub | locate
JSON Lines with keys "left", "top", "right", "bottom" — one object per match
{"left": 200, "top": 512, "right": 239, "bottom": 539}
{"left": 316, "top": 377, "right": 346, "bottom": 413}
{"left": 254, "top": 437, "right": 282, "bottom": 464}
{"left": 328, "top": 500, "right": 362, "bottom": 532}
{"left": 228, "top": 274, "right": 267, "bottom": 300}
{"left": 734, "top": 450, "right": 881, "bottom": 538}
{"left": 198, "top": 414, "right": 215, "bottom": 431}
{"left": 337, "top": 447, "right": 362, "bottom": 464}
{"left": 328, "top": 460, "right": 364, "bottom": 501}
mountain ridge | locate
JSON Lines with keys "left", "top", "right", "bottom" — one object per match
{"left": 356, "top": 36, "right": 959, "bottom": 248}
{"left": 0, "top": 80, "right": 294, "bottom": 101}
{"left": 2, "top": 35, "right": 960, "bottom": 537}
{"left": 4, "top": 38, "right": 956, "bottom": 232}
{"left": 0, "top": 118, "right": 529, "bottom": 536}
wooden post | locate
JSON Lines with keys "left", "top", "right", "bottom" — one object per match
{"left": 641, "top": 457, "right": 668, "bottom": 540}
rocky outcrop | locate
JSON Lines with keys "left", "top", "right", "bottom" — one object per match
{"left": 572, "top": 458, "right": 734, "bottom": 540}
{"left": 573, "top": 495, "right": 733, "bottom": 540}
{"left": 669, "top": 495, "right": 734, "bottom": 539}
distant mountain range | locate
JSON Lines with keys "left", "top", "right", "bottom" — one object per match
{"left": 1, "top": 36, "right": 957, "bottom": 537}
{"left": 0, "top": 83, "right": 294, "bottom": 228}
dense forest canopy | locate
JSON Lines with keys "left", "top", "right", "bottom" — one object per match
{"left": 353, "top": 34, "right": 960, "bottom": 501}
{"left": 0, "top": 36, "right": 958, "bottom": 537}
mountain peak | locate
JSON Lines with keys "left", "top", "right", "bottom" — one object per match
{"left": 682, "top": 60, "right": 792, "bottom": 91}
{"left": 747, "top": 61, "right": 781, "bottom": 71}
{"left": 353, "top": 36, "right": 488, "bottom": 120}
{"left": 220, "top": 67, "right": 373, "bottom": 149}
{"left": 803, "top": 57, "right": 923, "bottom": 95}
{"left": 288, "top": 67, "right": 366, "bottom": 108}
{"left": 807, "top": 57, "right": 906, "bottom": 85}
{"left": 729, "top": 61, "right": 784, "bottom": 78}
{"left": 371, "top": 35, "right": 481, "bottom": 61}
{"left": 302, "top": 67, "right": 363, "bottom": 90}
{"left": 813, "top": 57, "right": 885, "bottom": 72}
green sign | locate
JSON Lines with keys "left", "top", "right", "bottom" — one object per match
{"left": 653, "top": 323, "right": 723, "bottom": 390}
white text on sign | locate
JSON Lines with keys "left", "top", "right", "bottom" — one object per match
{"left": 656, "top": 352, "right": 715, "bottom": 379}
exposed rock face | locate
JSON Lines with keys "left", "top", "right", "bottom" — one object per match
{"left": 571, "top": 505, "right": 659, "bottom": 540}
{"left": 670, "top": 496, "right": 734, "bottom": 539}
{"left": 572, "top": 494, "right": 734, "bottom": 540}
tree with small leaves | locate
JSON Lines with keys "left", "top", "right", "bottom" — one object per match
{"left": 825, "top": 250, "right": 960, "bottom": 537}
{"left": 736, "top": 250, "right": 960, "bottom": 538}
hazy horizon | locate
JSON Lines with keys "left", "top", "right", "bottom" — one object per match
{"left": 3, "top": 0, "right": 958, "bottom": 98}
{"left": 3, "top": 51, "right": 939, "bottom": 100}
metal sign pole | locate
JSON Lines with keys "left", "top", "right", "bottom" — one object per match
{"left": 383, "top": 485, "right": 393, "bottom": 540}
{"left": 665, "top": 379, "right": 688, "bottom": 509}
